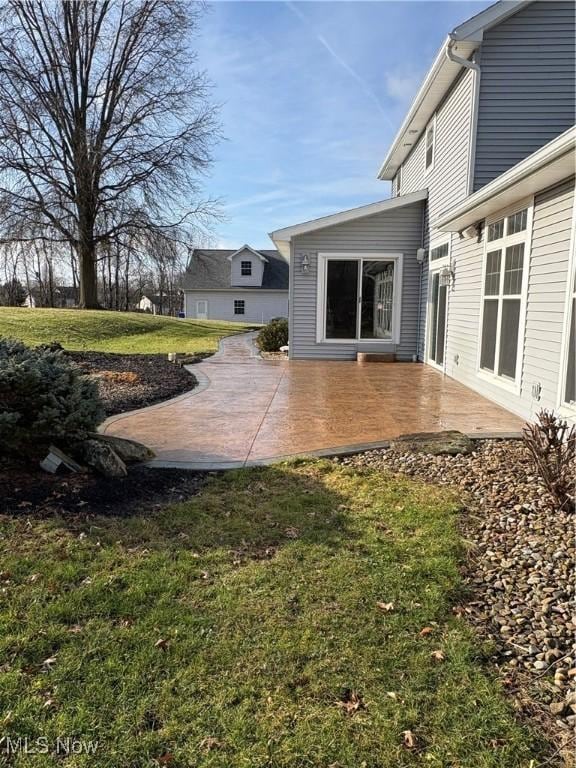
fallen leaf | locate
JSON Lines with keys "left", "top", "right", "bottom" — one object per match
{"left": 402, "top": 730, "right": 416, "bottom": 749}
{"left": 199, "top": 736, "right": 222, "bottom": 752}
{"left": 157, "top": 752, "right": 173, "bottom": 765}
{"left": 284, "top": 527, "right": 300, "bottom": 539}
{"left": 430, "top": 649, "right": 445, "bottom": 662}
{"left": 154, "top": 638, "right": 168, "bottom": 650}
{"left": 419, "top": 626, "right": 434, "bottom": 637}
{"left": 43, "top": 698, "right": 57, "bottom": 710}
{"left": 67, "top": 624, "right": 83, "bottom": 634}
{"left": 376, "top": 602, "right": 395, "bottom": 613}
{"left": 386, "top": 691, "right": 397, "bottom": 699}
{"left": 42, "top": 656, "right": 58, "bottom": 670}
{"left": 336, "top": 689, "right": 364, "bottom": 716}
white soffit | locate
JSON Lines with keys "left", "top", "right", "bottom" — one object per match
{"left": 377, "top": 1, "right": 532, "bottom": 181}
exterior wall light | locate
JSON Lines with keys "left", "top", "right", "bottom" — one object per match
{"left": 439, "top": 266, "right": 453, "bottom": 287}
{"left": 301, "top": 254, "right": 310, "bottom": 274}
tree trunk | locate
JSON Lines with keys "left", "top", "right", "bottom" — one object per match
{"left": 78, "top": 241, "right": 100, "bottom": 308}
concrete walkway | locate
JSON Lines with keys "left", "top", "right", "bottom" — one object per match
{"left": 102, "top": 332, "right": 524, "bottom": 469}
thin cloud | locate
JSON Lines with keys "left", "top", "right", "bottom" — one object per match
{"left": 285, "top": 1, "right": 395, "bottom": 130}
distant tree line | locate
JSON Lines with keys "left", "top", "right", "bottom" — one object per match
{"left": 0, "top": 0, "right": 219, "bottom": 309}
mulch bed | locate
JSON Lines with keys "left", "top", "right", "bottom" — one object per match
{"left": 68, "top": 351, "right": 199, "bottom": 416}
{"left": 0, "top": 455, "right": 206, "bottom": 518}
{"left": 338, "top": 439, "right": 575, "bottom": 763}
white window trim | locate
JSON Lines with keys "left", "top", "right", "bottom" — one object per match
{"left": 426, "top": 234, "right": 452, "bottom": 371}
{"left": 240, "top": 260, "right": 252, "bottom": 276}
{"left": 315, "top": 252, "right": 403, "bottom": 345}
{"left": 233, "top": 299, "right": 245, "bottom": 315}
{"left": 424, "top": 114, "right": 436, "bottom": 175}
{"left": 476, "top": 196, "right": 534, "bottom": 395}
{"left": 558, "top": 195, "right": 576, "bottom": 417}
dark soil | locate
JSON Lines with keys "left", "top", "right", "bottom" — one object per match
{"left": 0, "top": 455, "right": 206, "bottom": 518}
{"left": 68, "top": 351, "right": 200, "bottom": 416}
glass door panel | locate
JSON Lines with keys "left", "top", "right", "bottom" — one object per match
{"left": 429, "top": 271, "right": 448, "bottom": 366}
{"left": 325, "top": 260, "right": 358, "bottom": 339}
{"left": 360, "top": 261, "right": 394, "bottom": 339}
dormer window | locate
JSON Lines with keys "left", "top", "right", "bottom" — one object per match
{"left": 241, "top": 261, "right": 252, "bottom": 276}
{"left": 425, "top": 116, "right": 435, "bottom": 171}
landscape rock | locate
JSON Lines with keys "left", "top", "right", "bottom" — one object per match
{"left": 80, "top": 439, "right": 127, "bottom": 478}
{"left": 89, "top": 433, "right": 154, "bottom": 462}
{"left": 390, "top": 430, "right": 474, "bottom": 456}
{"left": 339, "top": 438, "right": 576, "bottom": 744}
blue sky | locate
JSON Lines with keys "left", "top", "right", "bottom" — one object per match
{"left": 195, "top": 1, "right": 492, "bottom": 249}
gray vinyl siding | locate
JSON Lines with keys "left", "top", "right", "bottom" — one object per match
{"left": 290, "top": 201, "right": 425, "bottom": 360}
{"left": 443, "top": 177, "right": 575, "bottom": 420}
{"left": 397, "top": 68, "right": 475, "bottom": 223}
{"left": 184, "top": 290, "right": 288, "bottom": 323}
{"left": 473, "top": 1, "right": 576, "bottom": 191}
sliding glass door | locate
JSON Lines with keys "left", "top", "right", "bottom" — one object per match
{"left": 428, "top": 271, "right": 447, "bottom": 366}
{"left": 324, "top": 257, "right": 397, "bottom": 341}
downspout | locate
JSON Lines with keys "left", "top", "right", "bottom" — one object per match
{"left": 446, "top": 37, "right": 481, "bottom": 195}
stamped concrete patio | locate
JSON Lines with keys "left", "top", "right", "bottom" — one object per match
{"left": 102, "top": 332, "right": 524, "bottom": 469}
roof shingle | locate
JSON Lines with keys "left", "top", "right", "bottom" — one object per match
{"left": 181, "top": 248, "right": 289, "bottom": 291}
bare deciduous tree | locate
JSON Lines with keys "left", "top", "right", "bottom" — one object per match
{"left": 0, "top": 0, "right": 218, "bottom": 308}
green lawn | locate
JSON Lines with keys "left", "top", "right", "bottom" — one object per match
{"left": 0, "top": 308, "right": 253, "bottom": 354}
{"left": 0, "top": 461, "right": 548, "bottom": 767}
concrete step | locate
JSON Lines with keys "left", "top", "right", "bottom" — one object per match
{"left": 356, "top": 352, "right": 396, "bottom": 363}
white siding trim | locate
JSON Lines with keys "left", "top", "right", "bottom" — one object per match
{"left": 557, "top": 193, "right": 576, "bottom": 416}
{"left": 425, "top": 233, "right": 452, "bottom": 371}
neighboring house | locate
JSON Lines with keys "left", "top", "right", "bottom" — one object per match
{"left": 24, "top": 285, "right": 78, "bottom": 308}
{"left": 137, "top": 292, "right": 182, "bottom": 316}
{"left": 182, "top": 245, "right": 289, "bottom": 323}
{"left": 270, "top": 0, "right": 575, "bottom": 423}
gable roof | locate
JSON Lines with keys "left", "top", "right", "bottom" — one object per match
{"left": 269, "top": 189, "right": 428, "bottom": 257}
{"left": 182, "top": 248, "right": 288, "bottom": 291}
{"left": 227, "top": 244, "right": 268, "bottom": 262}
{"left": 377, "top": 1, "right": 532, "bottom": 180}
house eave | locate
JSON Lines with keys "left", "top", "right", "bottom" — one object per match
{"left": 377, "top": 1, "right": 533, "bottom": 181}
{"left": 434, "top": 127, "right": 576, "bottom": 233}
{"left": 269, "top": 189, "right": 428, "bottom": 252}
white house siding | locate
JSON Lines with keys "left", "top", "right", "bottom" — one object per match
{"left": 443, "top": 178, "right": 575, "bottom": 420}
{"left": 184, "top": 290, "right": 288, "bottom": 323}
{"left": 229, "top": 248, "right": 265, "bottom": 287}
{"left": 473, "top": 0, "right": 576, "bottom": 191}
{"left": 395, "top": 68, "right": 475, "bottom": 223}
{"left": 290, "top": 201, "right": 425, "bottom": 360}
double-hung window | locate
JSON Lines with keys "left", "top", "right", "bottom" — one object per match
{"left": 234, "top": 299, "right": 245, "bottom": 315}
{"left": 479, "top": 205, "right": 530, "bottom": 385}
{"left": 240, "top": 260, "right": 252, "bottom": 276}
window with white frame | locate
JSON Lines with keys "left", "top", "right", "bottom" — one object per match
{"left": 479, "top": 206, "right": 530, "bottom": 383}
{"left": 234, "top": 299, "right": 245, "bottom": 315}
{"left": 425, "top": 117, "right": 435, "bottom": 171}
{"left": 430, "top": 242, "right": 449, "bottom": 262}
{"left": 240, "top": 260, "right": 252, "bottom": 276}
{"left": 316, "top": 253, "right": 402, "bottom": 344}
{"left": 563, "top": 269, "right": 575, "bottom": 406}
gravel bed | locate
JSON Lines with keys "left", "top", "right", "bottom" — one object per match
{"left": 338, "top": 439, "right": 575, "bottom": 756}
{"left": 69, "top": 351, "right": 198, "bottom": 416}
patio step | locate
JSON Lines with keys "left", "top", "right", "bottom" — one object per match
{"left": 356, "top": 352, "right": 396, "bottom": 363}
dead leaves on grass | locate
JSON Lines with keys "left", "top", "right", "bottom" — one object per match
{"left": 376, "top": 601, "right": 395, "bottom": 613}
{"left": 401, "top": 729, "right": 417, "bottom": 749}
{"left": 336, "top": 689, "right": 365, "bottom": 716}
{"left": 430, "top": 649, "right": 445, "bottom": 662}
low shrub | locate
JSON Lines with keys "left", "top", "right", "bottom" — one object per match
{"left": 523, "top": 409, "right": 575, "bottom": 512}
{"left": 256, "top": 318, "right": 288, "bottom": 352}
{"left": 0, "top": 338, "right": 103, "bottom": 455}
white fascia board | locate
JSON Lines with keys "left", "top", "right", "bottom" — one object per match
{"left": 226, "top": 245, "right": 268, "bottom": 262}
{"left": 268, "top": 189, "right": 428, "bottom": 248}
{"left": 434, "top": 127, "right": 576, "bottom": 232}
{"left": 377, "top": 1, "right": 532, "bottom": 181}
{"left": 451, "top": 0, "right": 532, "bottom": 42}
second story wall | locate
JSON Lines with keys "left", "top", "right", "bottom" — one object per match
{"left": 473, "top": 0, "right": 576, "bottom": 191}
{"left": 393, "top": 67, "right": 475, "bottom": 223}
{"left": 230, "top": 249, "right": 264, "bottom": 287}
